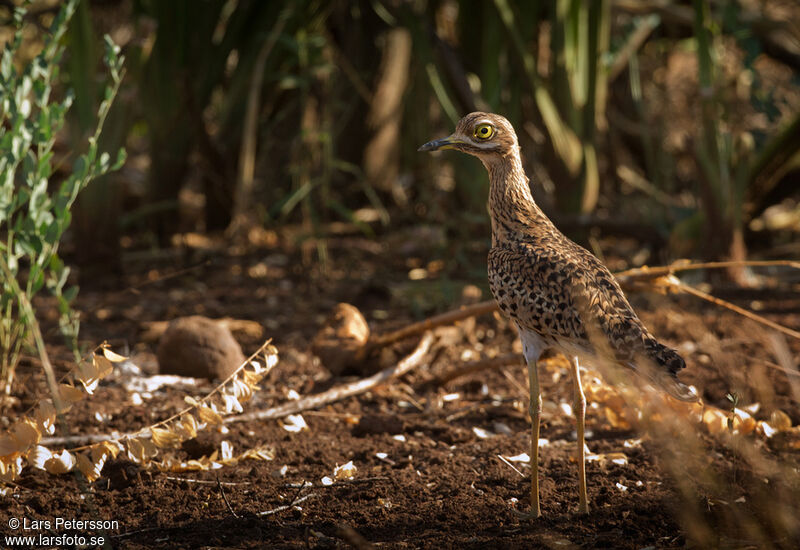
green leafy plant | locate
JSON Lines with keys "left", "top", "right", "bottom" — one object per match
{"left": 0, "top": 0, "right": 126, "bottom": 396}
{"left": 493, "top": 0, "right": 610, "bottom": 214}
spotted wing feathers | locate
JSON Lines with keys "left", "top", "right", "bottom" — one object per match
{"left": 489, "top": 237, "right": 696, "bottom": 402}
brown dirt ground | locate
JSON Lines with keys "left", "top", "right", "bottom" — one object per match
{"left": 2, "top": 231, "right": 800, "bottom": 549}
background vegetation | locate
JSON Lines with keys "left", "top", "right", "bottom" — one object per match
{"left": 2, "top": 0, "right": 799, "bottom": 388}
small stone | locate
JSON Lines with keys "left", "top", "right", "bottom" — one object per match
{"left": 157, "top": 316, "right": 245, "bottom": 380}
{"left": 311, "top": 303, "right": 370, "bottom": 375}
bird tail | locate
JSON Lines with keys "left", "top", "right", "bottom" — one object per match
{"left": 631, "top": 339, "right": 698, "bottom": 402}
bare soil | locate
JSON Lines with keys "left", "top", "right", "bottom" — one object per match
{"left": 2, "top": 231, "right": 799, "bottom": 549}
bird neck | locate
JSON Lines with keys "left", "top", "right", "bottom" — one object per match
{"left": 484, "top": 150, "right": 552, "bottom": 244}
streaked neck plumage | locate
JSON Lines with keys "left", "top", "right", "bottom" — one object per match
{"left": 483, "top": 146, "right": 553, "bottom": 246}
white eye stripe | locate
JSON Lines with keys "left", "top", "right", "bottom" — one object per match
{"left": 470, "top": 140, "right": 499, "bottom": 149}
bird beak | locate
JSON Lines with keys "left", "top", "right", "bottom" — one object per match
{"left": 418, "top": 134, "right": 462, "bottom": 152}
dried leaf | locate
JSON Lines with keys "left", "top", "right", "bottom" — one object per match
{"left": 11, "top": 419, "right": 41, "bottom": 449}
{"left": 94, "top": 440, "right": 122, "bottom": 460}
{"left": 769, "top": 410, "right": 792, "bottom": 432}
{"left": 165, "top": 459, "right": 206, "bottom": 472}
{"left": 126, "top": 438, "right": 146, "bottom": 463}
{"left": 732, "top": 408, "right": 756, "bottom": 435}
{"left": 178, "top": 414, "right": 198, "bottom": 439}
{"left": 59, "top": 383, "right": 84, "bottom": 405}
{"left": 27, "top": 446, "right": 52, "bottom": 469}
{"left": 282, "top": 414, "right": 308, "bottom": 433}
{"left": 76, "top": 452, "right": 103, "bottom": 482}
{"left": 93, "top": 354, "right": 114, "bottom": 378}
{"left": 75, "top": 358, "right": 102, "bottom": 394}
{"left": 0, "top": 435, "right": 19, "bottom": 457}
{"left": 151, "top": 427, "right": 182, "bottom": 449}
{"left": 248, "top": 359, "right": 263, "bottom": 373}
{"left": 241, "top": 368, "right": 263, "bottom": 388}
{"left": 0, "top": 455, "right": 24, "bottom": 482}
{"left": 231, "top": 378, "right": 252, "bottom": 402}
{"left": 34, "top": 400, "right": 57, "bottom": 436}
{"left": 44, "top": 450, "right": 76, "bottom": 474}
{"left": 703, "top": 409, "right": 728, "bottom": 435}
{"left": 758, "top": 420, "right": 777, "bottom": 438}
{"left": 103, "top": 347, "right": 128, "bottom": 362}
{"left": 333, "top": 460, "right": 357, "bottom": 480}
{"left": 197, "top": 406, "right": 223, "bottom": 426}
{"left": 239, "top": 445, "right": 275, "bottom": 461}
{"left": 219, "top": 394, "right": 243, "bottom": 414}
{"left": 140, "top": 437, "right": 159, "bottom": 458}
{"left": 220, "top": 441, "right": 234, "bottom": 461}
{"left": 606, "top": 452, "right": 628, "bottom": 466}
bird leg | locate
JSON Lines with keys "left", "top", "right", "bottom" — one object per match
{"left": 514, "top": 330, "right": 545, "bottom": 520}
{"left": 569, "top": 356, "right": 589, "bottom": 514}
{"left": 526, "top": 356, "right": 543, "bottom": 518}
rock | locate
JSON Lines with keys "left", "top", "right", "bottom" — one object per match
{"left": 311, "top": 303, "right": 370, "bottom": 376}
{"left": 157, "top": 316, "right": 245, "bottom": 380}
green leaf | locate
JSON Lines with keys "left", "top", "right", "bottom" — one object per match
{"left": 72, "top": 156, "right": 88, "bottom": 181}
{"left": 49, "top": 254, "right": 65, "bottom": 275}
{"left": 44, "top": 220, "right": 60, "bottom": 246}
{"left": 62, "top": 285, "right": 78, "bottom": 303}
{"left": 29, "top": 266, "right": 45, "bottom": 294}
{"left": 112, "top": 148, "right": 127, "bottom": 171}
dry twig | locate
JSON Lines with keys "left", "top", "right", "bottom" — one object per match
{"left": 229, "top": 332, "right": 435, "bottom": 424}
{"left": 668, "top": 277, "right": 800, "bottom": 341}
{"left": 615, "top": 259, "right": 800, "bottom": 280}
{"left": 216, "top": 475, "right": 240, "bottom": 518}
{"left": 257, "top": 493, "right": 317, "bottom": 516}
{"left": 359, "top": 302, "right": 496, "bottom": 359}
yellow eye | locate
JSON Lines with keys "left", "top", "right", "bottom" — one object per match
{"left": 474, "top": 123, "right": 495, "bottom": 140}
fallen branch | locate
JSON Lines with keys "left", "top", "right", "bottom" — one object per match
{"left": 360, "top": 301, "right": 496, "bottom": 359}
{"left": 229, "top": 332, "right": 435, "bottom": 424}
{"left": 668, "top": 277, "right": 800, "bottom": 341}
{"left": 615, "top": 259, "right": 800, "bottom": 281}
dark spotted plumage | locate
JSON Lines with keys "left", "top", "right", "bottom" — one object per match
{"left": 423, "top": 112, "right": 693, "bottom": 398}
{"left": 420, "top": 112, "right": 696, "bottom": 518}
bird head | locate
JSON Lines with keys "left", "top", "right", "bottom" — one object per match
{"left": 418, "top": 112, "right": 519, "bottom": 161}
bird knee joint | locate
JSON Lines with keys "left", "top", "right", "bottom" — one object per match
{"left": 529, "top": 395, "right": 542, "bottom": 418}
